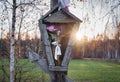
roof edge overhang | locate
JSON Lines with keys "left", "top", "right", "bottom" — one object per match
{"left": 39, "top": 5, "right": 82, "bottom": 23}
{"left": 61, "top": 8, "right": 82, "bottom": 23}
{"left": 39, "top": 4, "right": 59, "bottom": 20}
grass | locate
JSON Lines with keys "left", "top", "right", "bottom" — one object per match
{"left": 68, "top": 60, "right": 120, "bottom": 82}
{"left": 0, "top": 59, "right": 120, "bottom": 82}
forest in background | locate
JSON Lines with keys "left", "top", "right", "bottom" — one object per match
{"left": 0, "top": 31, "right": 120, "bottom": 62}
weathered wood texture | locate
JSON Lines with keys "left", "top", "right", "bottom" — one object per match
{"left": 62, "top": 23, "right": 79, "bottom": 66}
{"left": 65, "top": 76, "right": 74, "bottom": 82}
{"left": 44, "top": 10, "right": 77, "bottom": 23}
{"left": 39, "top": 20, "right": 55, "bottom": 66}
{"left": 61, "top": 35, "right": 73, "bottom": 66}
{"left": 28, "top": 49, "right": 74, "bottom": 82}
{"left": 28, "top": 49, "right": 56, "bottom": 82}
{"left": 50, "top": 0, "right": 59, "bottom": 9}
{"left": 43, "top": 8, "right": 82, "bottom": 24}
{"left": 28, "top": 49, "right": 49, "bottom": 73}
{"left": 49, "top": 66, "right": 68, "bottom": 71}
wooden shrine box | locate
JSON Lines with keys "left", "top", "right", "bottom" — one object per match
{"left": 39, "top": 5, "right": 82, "bottom": 72}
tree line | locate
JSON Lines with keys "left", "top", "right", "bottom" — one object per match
{"left": 0, "top": 34, "right": 41, "bottom": 59}
{"left": 0, "top": 31, "right": 120, "bottom": 61}
{"left": 72, "top": 33, "right": 120, "bottom": 61}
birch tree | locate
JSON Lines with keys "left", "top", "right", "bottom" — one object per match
{"left": 9, "top": 0, "right": 49, "bottom": 81}
{"left": 10, "top": 0, "right": 16, "bottom": 82}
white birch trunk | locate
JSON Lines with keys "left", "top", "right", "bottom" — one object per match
{"left": 10, "top": 0, "right": 16, "bottom": 82}
{"left": 10, "top": 37, "right": 15, "bottom": 82}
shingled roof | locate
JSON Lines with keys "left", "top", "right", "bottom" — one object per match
{"left": 40, "top": 5, "right": 82, "bottom": 23}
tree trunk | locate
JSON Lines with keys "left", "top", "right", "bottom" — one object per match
{"left": 107, "top": 50, "right": 110, "bottom": 59}
{"left": 115, "top": 49, "right": 118, "bottom": 59}
{"left": 82, "top": 48, "right": 85, "bottom": 58}
{"left": 18, "top": 14, "right": 23, "bottom": 58}
{"left": 107, "top": 39, "right": 111, "bottom": 60}
{"left": 91, "top": 51, "right": 95, "bottom": 58}
{"left": 10, "top": 0, "right": 16, "bottom": 82}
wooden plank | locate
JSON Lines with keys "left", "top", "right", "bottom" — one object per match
{"left": 49, "top": 66, "right": 68, "bottom": 71}
{"left": 28, "top": 49, "right": 49, "bottom": 73}
{"left": 62, "top": 23, "right": 79, "bottom": 66}
{"left": 28, "top": 49, "right": 56, "bottom": 82}
{"left": 39, "top": 20, "right": 55, "bottom": 66}
{"left": 65, "top": 76, "right": 74, "bottom": 82}
{"left": 43, "top": 10, "right": 76, "bottom": 23}
{"left": 61, "top": 39, "right": 73, "bottom": 66}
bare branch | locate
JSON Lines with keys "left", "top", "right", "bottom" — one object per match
{"left": 6, "top": 0, "right": 12, "bottom": 6}
{"left": 99, "top": 2, "right": 120, "bottom": 20}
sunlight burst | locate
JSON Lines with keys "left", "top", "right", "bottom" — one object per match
{"left": 76, "top": 31, "right": 84, "bottom": 40}
{"left": 76, "top": 29, "right": 94, "bottom": 41}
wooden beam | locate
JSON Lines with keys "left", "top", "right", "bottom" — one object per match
{"left": 62, "top": 23, "right": 79, "bottom": 66}
{"left": 28, "top": 49, "right": 56, "bottom": 82}
{"left": 50, "top": 0, "right": 59, "bottom": 9}
{"left": 28, "top": 49, "right": 50, "bottom": 73}
{"left": 49, "top": 66, "right": 68, "bottom": 71}
{"left": 65, "top": 76, "right": 74, "bottom": 82}
{"left": 39, "top": 20, "right": 55, "bottom": 66}
{"left": 61, "top": 39, "right": 73, "bottom": 66}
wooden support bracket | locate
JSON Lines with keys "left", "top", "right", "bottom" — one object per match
{"left": 49, "top": 66, "right": 68, "bottom": 71}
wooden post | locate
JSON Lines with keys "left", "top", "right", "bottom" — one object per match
{"left": 62, "top": 23, "right": 79, "bottom": 66}
{"left": 50, "top": 0, "right": 59, "bottom": 9}
{"left": 39, "top": 20, "right": 55, "bottom": 67}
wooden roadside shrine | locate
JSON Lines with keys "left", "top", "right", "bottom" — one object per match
{"left": 29, "top": 0, "right": 82, "bottom": 82}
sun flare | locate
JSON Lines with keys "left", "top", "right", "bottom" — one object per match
{"left": 76, "top": 29, "right": 94, "bottom": 41}
{"left": 76, "top": 31, "right": 84, "bottom": 40}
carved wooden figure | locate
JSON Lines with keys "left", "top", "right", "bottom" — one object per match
{"left": 29, "top": 0, "right": 82, "bottom": 82}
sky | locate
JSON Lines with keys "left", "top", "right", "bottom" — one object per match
{"left": 0, "top": 0, "right": 120, "bottom": 40}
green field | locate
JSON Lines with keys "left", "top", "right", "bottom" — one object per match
{"left": 68, "top": 60, "right": 120, "bottom": 82}
{"left": 0, "top": 59, "right": 120, "bottom": 82}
